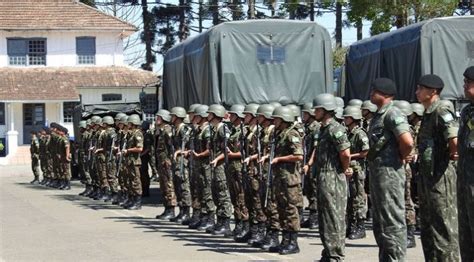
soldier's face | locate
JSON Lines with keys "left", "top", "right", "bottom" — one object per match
{"left": 343, "top": 117, "right": 353, "bottom": 126}
{"left": 257, "top": 115, "right": 265, "bottom": 125}
{"left": 314, "top": 108, "right": 325, "bottom": 121}
{"left": 244, "top": 114, "right": 252, "bottom": 124}
{"left": 415, "top": 85, "right": 435, "bottom": 104}
{"left": 273, "top": 117, "right": 283, "bottom": 129}
{"left": 464, "top": 78, "right": 474, "bottom": 100}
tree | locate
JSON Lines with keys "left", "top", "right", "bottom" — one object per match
{"left": 151, "top": 4, "right": 181, "bottom": 56}
{"left": 80, "top": 0, "right": 96, "bottom": 8}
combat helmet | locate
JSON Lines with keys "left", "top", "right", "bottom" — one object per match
{"left": 272, "top": 106, "right": 294, "bottom": 123}
{"left": 207, "top": 104, "right": 226, "bottom": 118}
{"left": 286, "top": 104, "right": 301, "bottom": 119}
{"left": 342, "top": 106, "right": 363, "bottom": 120}
{"left": 102, "top": 116, "right": 114, "bottom": 125}
{"left": 243, "top": 103, "right": 260, "bottom": 116}
{"left": 256, "top": 104, "right": 275, "bottom": 119}
{"left": 228, "top": 104, "right": 245, "bottom": 118}
{"left": 312, "top": 93, "right": 337, "bottom": 111}
{"left": 156, "top": 109, "right": 171, "bottom": 122}
{"left": 187, "top": 104, "right": 201, "bottom": 113}
{"left": 361, "top": 100, "right": 377, "bottom": 113}
{"left": 195, "top": 105, "right": 209, "bottom": 118}
{"left": 170, "top": 107, "right": 187, "bottom": 118}
{"left": 394, "top": 100, "right": 413, "bottom": 116}
{"left": 128, "top": 114, "right": 142, "bottom": 126}
{"left": 410, "top": 103, "right": 424, "bottom": 117}
{"left": 348, "top": 99, "right": 363, "bottom": 107}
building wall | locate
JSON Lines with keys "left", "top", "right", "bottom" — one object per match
{"left": 78, "top": 87, "right": 156, "bottom": 105}
{"left": 0, "top": 30, "right": 124, "bottom": 67}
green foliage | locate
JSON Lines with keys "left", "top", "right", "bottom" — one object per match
{"left": 333, "top": 45, "right": 348, "bottom": 69}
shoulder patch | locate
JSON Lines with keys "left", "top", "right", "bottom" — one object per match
{"left": 291, "top": 136, "right": 300, "bottom": 143}
{"left": 333, "top": 130, "right": 344, "bottom": 139}
{"left": 394, "top": 116, "right": 405, "bottom": 125}
{"left": 440, "top": 112, "right": 454, "bottom": 123}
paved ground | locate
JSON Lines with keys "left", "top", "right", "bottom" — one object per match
{"left": 0, "top": 165, "right": 424, "bottom": 261}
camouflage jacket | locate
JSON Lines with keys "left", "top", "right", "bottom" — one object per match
{"left": 315, "top": 118, "right": 350, "bottom": 174}
{"left": 348, "top": 125, "right": 369, "bottom": 172}
{"left": 457, "top": 102, "right": 474, "bottom": 184}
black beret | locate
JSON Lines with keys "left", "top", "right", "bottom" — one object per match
{"left": 50, "top": 122, "right": 58, "bottom": 129}
{"left": 371, "top": 78, "right": 397, "bottom": 96}
{"left": 464, "top": 66, "right": 474, "bottom": 81}
{"left": 418, "top": 74, "right": 444, "bottom": 89}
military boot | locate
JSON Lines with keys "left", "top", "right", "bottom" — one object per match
{"left": 79, "top": 185, "right": 90, "bottom": 196}
{"left": 212, "top": 217, "right": 232, "bottom": 237}
{"left": 407, "top": 225, "right": 416, "bottom": 248}
{"left": 39, "top": 178, "right": 46, "bottom": 185}
{"left": 185, "top": 209, "right": 200, "bottom": 227}
{"left": 100, "top": 188, "right": 111, "bottom": 201}
{"left": 127, "top": 196, "right": 142, "bottom": 210}
{"left": 62, "top": 180, "right": 71, "bottom": 190}
{"left": 121, "top": 194, "right": 134, "bottom": 208}
{"left": 270, "top": 230, "right": 290, "bottom": 253}
{"left": 234, "top": 220, "right": 250, "bottom": 242}
{"left": 197, "top": 214, "right": 214, "bottom": 231}
{"left": 246, "top": 223, "right": 259, "bottom": 245}
{"left": 349, "top": 219, "right": 366, "bottom": 240}
{"left": 260, "top": 229, "right": 280, "bottom": 251}
{"left": 118, "top": 193, "right": 129, "bottom": 206}
{"left": 346, "top": 219, "right": 357, "bottom": 238}
{"left": 301, "top": 211, "right": 318, "bottom": 229}
{"left": 30, "top": 178, "right": 40, "bottom": 184}
{"left": 170, "top": 207, "right": 184, "bottom": 223}
{"left": 87, "top": 187, "right": 98, "bottom": 198}
{"left": 279, "top": 231, "right": 300, "bottom": 255}
{"left": 179, "top": 206, "right": 191, "bottom": 225}
{"left": 156, "top": 206, "right": 175, "bottom": 220}
{"left": 250, "top": 223, "right": 266, "bottom": 247}
{"left": 233, "top": 219, "right": 243, "bottom": 237}
{"left": 58, "top": 180, "right": 66, "bottom": 189}
{"left": 111, "top": 191, "right": 122, "bottom": 205}
{"left": 207, "top": 216, "right": 222, "bottom": 234}
{"left": 93, "top": 188, "right": 104, "bottom": 200}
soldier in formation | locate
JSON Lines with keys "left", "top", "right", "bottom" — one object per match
{"left": 31, "top": 68, "right": 474, "bottom": 260}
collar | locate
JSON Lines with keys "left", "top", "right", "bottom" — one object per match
{"left": 376, "top": 101, "right": 393, "bottom": 115}
{"left": 425, "top": 98, "right": 441, "bottom": 114}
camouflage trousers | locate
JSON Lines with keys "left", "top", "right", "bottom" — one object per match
{"left": 61, "top": 160, "right": 71, "bottom": 181}
{"left": 200, "top": 162, "right": 216, "bottom": 215}
{"left": 304, "top": 166, "right": 318, "bottom": 211}
{"left": 369, "top": 163, "right": 406, "bottom": 262}
{"left": 273, "top": 165, "right": 302, "bottom": 232}
{"left": 31, "top": 156, "right": 41, "bottom": 179}
{"left": 457, "top": 175, "right": 474, "bottom": 262}
{"left": 348, "top": 171, "right": 367, "bottom": 223}
{"left": 97, "top": 154, "right": 118, "bottom": 192}
{"left": 157, "top": 158, "right": 177, "bottom": 207}
{"left": 78, "top": 152, "right": 92, "bottom": 185}
{"left": 173, "top": 156, "right": 191, "bottom": 207}
{"left": 404, "top": 164, "right": 416, "bottom": 227}
{"left": 264, "top": 165, "right": 280, "bottom": 230}
{"left": 248, "top": 165, "right": 267, "bottom": 224}
{"left": 418, "top": 161, "right": 459, "bottom": 261}
{"left": 226, "top": 160, "right": 249, "bottom": 221}
{"left": 118, "top": 159, "right": 129, "bottom": 194}
{"left": 149, "top": 151, "right": 158, "bottom": 177}
{"left": 126, "top": 160, "right": 142, "bottom": 196}
{"left": 40, "top": 156, "right": 51, "bottom": 179}
{"left": 211, "top": 163, "right": 232, "bottom": 218}
{"left": 53, "top": 155, "right": 61, "bottom": 180}
{"left": 190, "top": 160, "right": 202, "bottom": 211}
{"left": 317, "top": 169, "right": 347, "bottom": 260}
{"left": 140, "top": 154, "right": 151, "bottom": 195}
{"left": 91, "top": 156, "right": 100, "bottom": 188}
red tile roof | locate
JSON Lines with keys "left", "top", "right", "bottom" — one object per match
{"left": 0, "top": 0, "right": 137, "bottom": 35}
{"left": 0, "top": 66, "right": 159, "bottom": 101}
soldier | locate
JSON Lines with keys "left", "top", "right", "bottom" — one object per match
{"left": 343, "top": 106, "right": 369, "bottom": 240}
{"left": 415, "top": 74, "right": 459, "bottom": 261}
{"left": 49, "top": 123, "right": 61, "bottom": 188}
{"left": 308, "top": 94, "right": 351, "bottom": 261}
{"left": 42, "top": 128, "right": 53, "bottom": 186}
{"left": 38, "top": 128, "right": 50, "bottom": 185}
{"left": 95, "top": 116, "right": 118, "bottom": 201}
{"left": 115, "top": 114, "right": 131, "bottom": 206}
{"left": 30, "top": 130, "right": 41, "bottom": 184}
{"left": 140, "top": 120, "right": 153, "bottom": 197}
{"left": 260, "top": 106, "right": 304, "bottom": 254}
{"left": 121, "top": 114, "right": 144, "bottom": 210}
{"left": 458, "top": 65, "right": 474, "bottom": 261}
{"left": 367, "top": 78, "right": 414, "bottom": 261}
{"left": 361, "top": 100, "right": 377, "bottom": 131}
{"left": 87, "top": 116, "right": 102, "bottom": 199}
{"left": 58, "top": 125, "right": 72, "bottom": 190}
{"left": 78, "top": 120, "right": 92, "bottom": 196}
{"left": 408, "top": 102, "right": 424, "bottom": 226}
{"left": 169, "top": 107, "right": 192, "bottom": 223}
{"left": 301, "top": 103, "right": 321, "bottom": 230}
{"left": 207, "top": 104, "right": 233, "bottom": 236}
{"left": 155, "top": 109, "right": 178, "bottom": 220}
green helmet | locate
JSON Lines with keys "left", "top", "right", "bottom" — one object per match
{"left": 228, "top": 104, "right": 245, "bottom": 118}
{"left": 195, "top": 105, "right": 209, "bottom": 118}
{"left": 343, "top": 106, "right": 362, "bottom": 120}
{"left": 86, "top": 119, "right": 92, "bottom": 126}
{"left": 128, "top": 114, "right": 142, "bottom": 126}
{"left": 79, "top": 120, "right": 87, "bottom": 129}
{"left": 335, "top": 97, "right": 345, "bottom": 108}
{"left": 335, "top": 107, "right": 343, "bottom": 120}
{"left": 272, "top": 106, "right": 294, "bottom": 123}
{"left": 313, "top": 93, "right": 337, "bottom": 111}
{"left": 207, "top": 104, "right": 226, "bottom": 118}
{"left": 269, "top": 102, "right": 282, "bottom": 108}
{"left": 170, "top": 107, "right": 187, "bottom": 118}
{"left": 91, "top": 116, "right": 102, "bottom": 125}
{"left": 243, "top": 103, "right": 260, "bottom": 116}
{"left": 278, "top": 96, "right": 292, "bottom": 106}
{"left": 256, "top": 104, "right": 275, "bottom": 119}
{"left": 286, "top": 104, "right": 301, "bottom": 119}
{"left": 184, "top": 114, "right": 191, "bottom": 124}
{"left": 187, "top": 104, "right": 201, "bottom": 113}
{"left": 102, "top": 116, "right": 114, "bottom": 125}
{"left": 156, "top": 109, "right": 171, "bottom": 122}
{"left": 410, "top": 103, "right": 424, "bottom": 117}
{"left": 348, "top": 99, "right": 363, "bottom": 107}
{"left": 439, "top": 100, "right": 455, "bottom": 113}
{"left": 361, "top": 100, "right": 377, "bottom": 113}
{"left": 394, "top": 100, "right": 413, "bottom": 116}
{"left": 118, "top": 115, "right": 129, "bottom": 125}
{"left": 301, "top": 102, "right": 314, "bottom": 116}
{"left": 115, "top": 112, "right": 126, "bottom": 121}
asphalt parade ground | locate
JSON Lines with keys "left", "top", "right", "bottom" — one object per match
{"left": 0, "top": 165, "right": 424, "bottom": 261}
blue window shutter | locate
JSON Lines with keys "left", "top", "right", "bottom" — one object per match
{"left": 76, "top": 37, "right": 96, "bottom": 55}
{"left": 7, "top": 39, "right": 27, "bottom": 56}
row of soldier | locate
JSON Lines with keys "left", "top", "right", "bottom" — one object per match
{"left": 29, "top": 66, "right": 474, "bottom": 261}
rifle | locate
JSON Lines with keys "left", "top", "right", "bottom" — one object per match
{"left": 115, "top": 135, "right": 127, "bottom": 177}
{"left": 223, "top": 124, "right": 229, "bottom": 171}
{"left": 302, "top": 125, "right": 308, "bottom": 192}
{"left": 188, "top": 126, "right": 195, "bottom": 178}
{"left": 87, "top": 139, "right": 93, "bottom": 162}
{"left": 178, "top": 127, "right": 190, "bottom": 178}
{"left": 239, "top": 122, "right": 248, "bottom": 176}
{"left": 108, "top": 135, "right": 116, "bottom": 162}
{"left": 209, "top": 124, "right": 215, "bottom": 177}
{"left": 256, "top": 125, "right": 263, "bottom": 181}
{"left": 264, "top": 130, "right": 275, "bottom": 208}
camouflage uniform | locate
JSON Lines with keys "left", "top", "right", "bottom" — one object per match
{"left": 457, "top": 101, "right": 474, "bottom": 261}
{"left": 347, "top": 125, "right": 369, "bottom": 231}
{"left": 305, "top": 120, "right": 320, "bottom": 213}
{"left": 116, "top": 130, "right": 130, "bottom": 197}
{"left": 173, "top": 123, "right": 192, "bottom": 208}
{"left": 50, "top": 132, "right": 61, "bottom": 182}
{"left": 198, "top": 123, "right": 216, "bottom": 218}
{"left": 418, "top": 98, "right": 459, "bottom": 261}
{"left": 263, "top": 125, "right": 280, "bottom": 231}
{"left": 126, "top": 128, "right": 144, "bottom": 197}
{"left": 96, "top": 128, "right": 109, "bottom": 191}
{"left": 39, "top": 133, "right": 51, "bottom": 181}
{"left": 315, "top": 118, "right": 350, "bottom": 260}
{"left": 104, "top": 127, "right": 118, "bottom": 193}
{"left": 30, "top": 134, "right": 41, "bottom": 180}
{"left": 90, "top": 130, "right": 101, "bottom": 190}
{"left": 140, "top": 128, "right": 155, "bottom": 196}
{"left": 59, "top": 134, "right": 71, "bottom": 183}
{"left": 368, "top": 101, "right": 409, "bottom": 261}
{"left": 188, "top": 125, "right": 201, "bottom": 213}
{"left": 155, "top": 123, "right": 177, "bottom": 208}
{"left": 80, "top": 129, "right": 92, "bottom": 186}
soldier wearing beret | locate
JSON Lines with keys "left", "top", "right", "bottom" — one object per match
{"left": 367, "top": 78, "right": 414, "bottom": 261}
{"left": 458, "top": 65, "right": 474, "bottom": 261}
{"left": 415, "top": 74, "right": 459, "bottom": 261}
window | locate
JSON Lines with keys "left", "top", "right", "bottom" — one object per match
{"left": 257, "top": 45, "right": 285, "bottom": 64}
{"left": 141, "top": 93, "right": 158, "bottom": 114}
{"left": 63, "top": 102, "right": 79, "bottom": 123}
{"left": 76, "top": 37, "right": 96, "bottom": 65}
{"left": 102, "top": 94, "right": 122, "bottom": 102}
{"left": 7, "top": 38, "right": 46, "bottom": 66}
{"left": 0, "top": 103, "right": 5, "bottom": 125}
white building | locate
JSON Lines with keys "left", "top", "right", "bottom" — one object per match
{"left": 0, "top": 0, "right": 158, "bottom": 160}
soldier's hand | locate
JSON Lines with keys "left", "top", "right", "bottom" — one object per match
{"left": 174, "top": 152, "right": 179, "bottom": 161}
{"left": 303, "top": 164, "right": 310, "bottom": 175}
{"left": 243, "top": 157, "right": 250, "bottom": 166}
{"left": 344, "top": 168, "right": 353, "bottom": 178}
{"left": 259, "top": 155, "right": 268, "bottom": 164}
{"left": 122, "top": 149, "right": 128, "bottom": 156}
{"left": 192, "top": 150, "right": 199, "bottom": 158}
{"left": 405, "top": 154, "right": 414, "bottom": 163}
{"left": 210, "top": 159, "right": 218, "bottom": 168}
{"left": 271, "top": 157, "right": 279, "bottom": 165}
{"left": 164, "top": 160, "right": 171, "bottom": 169}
